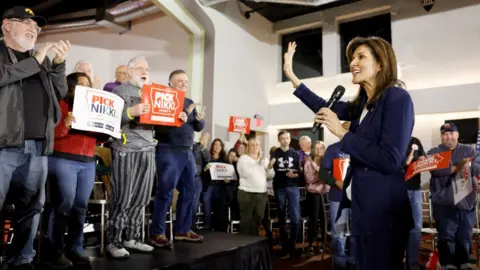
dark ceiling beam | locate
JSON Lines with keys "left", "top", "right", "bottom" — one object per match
{"left": 48, "top": 8, "right": 97, "bottom": 21}
{"left": 32, "top": 0, "right": 64, "bottom": 13}
{"left": 95, "top": 7, "right": 130, "bottom": 34}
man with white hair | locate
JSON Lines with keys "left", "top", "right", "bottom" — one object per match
{"left": 0, "top": 6, "right": 70, "bottom": 270}
{"left": 73, "top": 60, "right": 101, "bottom": 88}
{"left": 106, "top": 56, "right": 156, "bottom": 259}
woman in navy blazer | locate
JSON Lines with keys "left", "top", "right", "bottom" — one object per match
{"left": 284, "top": 37, "right": 415, "bottom": 270}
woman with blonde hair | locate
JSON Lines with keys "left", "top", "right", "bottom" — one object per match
{"left": 236, "top": 138, "right": 275, "bottom": 236}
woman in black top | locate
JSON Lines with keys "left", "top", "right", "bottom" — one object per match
{"left": 404, "top": 136, "right": 426, "bottom": 270}
{"left": 202, "top": 139, "right": 227, "bottom": 230}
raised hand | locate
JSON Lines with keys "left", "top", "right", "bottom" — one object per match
{"left": 50, "top": 40, "right": 71, "bottom": 64}
{"left": 34, "top": 43, "right": 54, "bottom": 64}
{"left": 282, "top": 42, "right": 301, "bottom": 88}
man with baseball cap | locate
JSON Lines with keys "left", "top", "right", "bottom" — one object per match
{"left": 0, "top": 6, "right": 71, "bottom": 270}
{"left": 427, "top": 123, "right": 480, "bottom": 269}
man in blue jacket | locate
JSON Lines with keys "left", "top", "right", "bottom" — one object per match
{"left": 151, "top": 70, "right": 205, "bottom": 247}
{"left": 428, "top": 123, "right": 480, "bottom": 270}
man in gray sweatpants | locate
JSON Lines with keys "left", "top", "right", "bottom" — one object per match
{"left": 107, "top": 56, "right": 156, "bottom": 259}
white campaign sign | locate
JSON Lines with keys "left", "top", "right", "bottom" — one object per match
{"left": 209, "top": 162, "right": 237, "bottom": 181}
{"left": 71, "top": 86, "right": 124, "bottom": 138}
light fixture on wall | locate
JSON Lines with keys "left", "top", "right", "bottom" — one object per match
{"left": 421, "top": 0, "right": 435, "bottom": 12}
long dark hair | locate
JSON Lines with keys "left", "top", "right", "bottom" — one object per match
{"left": 210, "top": 138, "right": 226, "bottom": 161}
{"left": 66, "top": 72, "right": 92, "bottom": 106}
{"left": 346, "top": 36, "right": 406, "bottom": 111}
{"left": 407, "top": 136, "right": 426, "bottom": 161}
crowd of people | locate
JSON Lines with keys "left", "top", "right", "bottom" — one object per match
{"left": 1, "top": 5, "right": 480, "bottom": 270}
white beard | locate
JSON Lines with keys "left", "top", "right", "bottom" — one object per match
{"left": 13, "top": 35, "right": 35, "bottom": 51}
{"left": 132, "top": 75, "right": 148, "bottom": 88}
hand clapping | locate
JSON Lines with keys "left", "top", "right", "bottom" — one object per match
{"left": 50, "top": 40, "right": 71, "bottom": 64}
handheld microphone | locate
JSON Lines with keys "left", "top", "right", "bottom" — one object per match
{"left": 311, "top": 85, "right": 346, "bottom": 133}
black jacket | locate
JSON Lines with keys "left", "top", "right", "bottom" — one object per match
{"left": 0, "top": 42, "right": 67, "bottom": 155}
{"left": 192, "top": 142, "right": 210, "bottom": 176}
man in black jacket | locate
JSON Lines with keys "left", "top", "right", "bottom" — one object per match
{"left": 0, "top": 6, "right": 70, "bottom": 270}
{"left": 191, "top": 132, "right": 210, "bottom": 230}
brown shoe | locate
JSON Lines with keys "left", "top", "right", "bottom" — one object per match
{"left": 151, "top": 234, "right": 172, "bottom": 247}
{"left": 174, "top": 231, "right": 204, "bottom": 242}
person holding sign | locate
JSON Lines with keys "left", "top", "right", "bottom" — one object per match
{"left": 322, "top": 141, "right": 355, "bottom": 270}
{"left": 0, "top": 6, "right": 71, "bottom": 269}
{"left": 427, "top": 123, "right": 480, "bottom": 269}
{"left": 151, "top": 70, "right": 205, "bottom": 247}
{"left": 46, "top": 72, "right": 110, "bottom": 268}
{"left": 284, "top": 37, "right": 414, "bottom": 269}
{"left": 106, "top": 56, "right": 157, "bottom": 259}
{"left": 403, "top": 137, "right": 426, "bottom": 270}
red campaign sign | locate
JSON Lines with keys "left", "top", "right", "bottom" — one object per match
{"left": 228, "top": 116, "right": 251, "bottom": 134}
{"left": 405, "top": 151, "right": 452, "bottom": 181}
{"left": 139, "top": 84, "right": 185, "bottom": 127}
{"left": 333, "top": 158, "right": 350, "bottom": 182}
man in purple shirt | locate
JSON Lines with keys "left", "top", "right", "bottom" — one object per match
{"left": 103, "top": 64, "right": 128, "bottom": 92}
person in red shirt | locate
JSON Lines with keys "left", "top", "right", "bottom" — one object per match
{"left": 46, "top": 72, "right": 109, "bottom": 268}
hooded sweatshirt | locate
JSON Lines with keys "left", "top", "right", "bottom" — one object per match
{"left": 111, "top": 83, "right": 156, "bottom": 152}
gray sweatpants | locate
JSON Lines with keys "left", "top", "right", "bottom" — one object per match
{"left": 107, "top": 149, "right": 155, "bottom": 244}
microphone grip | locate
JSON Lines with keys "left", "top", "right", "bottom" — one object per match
{"left": 311, "top": 100, "right": 333, "bottom": 133}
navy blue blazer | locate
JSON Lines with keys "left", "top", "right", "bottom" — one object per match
{"left": 294, "top": 83, "right": 415, "bottom": 235}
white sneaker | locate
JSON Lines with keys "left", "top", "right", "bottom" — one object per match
{"left": 107, "top": 243, "right": 130, "bottom": 259}
{"left": 123, "top": 240, "right": 154, "bottom": 253}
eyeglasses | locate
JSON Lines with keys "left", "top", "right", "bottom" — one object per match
{"left": 9, "top": 19, "right": 41, "bottom": 33}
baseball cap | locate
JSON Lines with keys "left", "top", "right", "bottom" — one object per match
{"left": 440, "top": 123, "right": 458, "bottom": 133}
{"left": 2, "top": 6, "right": 47, "bottom": 27}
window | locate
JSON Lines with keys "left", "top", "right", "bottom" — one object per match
{"left": 283, "top": 127, "right": 324, "bottom": 150}
{"left": 339, "top": 13, "right": 392, "bottom": 73}
{"left": 281, "top": 28, "right": 323, "bottom": 82}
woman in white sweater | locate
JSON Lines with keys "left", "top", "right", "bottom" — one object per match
{"left": 237, "top": 138, "right": 275, "bottom": 236}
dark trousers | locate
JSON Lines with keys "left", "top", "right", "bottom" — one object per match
{"left": 191, "top": 175, "right": 202, "bottom": 230}
{"left": 237, "top": 189, "right": 267, "bottom": 236}
{"left": 306, "top": 192, "right": 323, "bottom": 245}
{"left": 354, "top": 229, "right": 408, "bottom": 270}
{"left": 152, "top": 149, "right": 196, "bottom": 235}
{"left": 48, "top": 157, "right": 95, "bottom": 255}
{"left": 274, "top": 186, "right": 300, "bottom": 249}
{"left": 0, "top": 140, "right": 47, "bottom": 266}
{"left": 202, "top": 185, "right": 220, "bottom": 229}
{"left": 108, "top": 149, "right": 156, "bottom": 244}
{"left": 432, "top": 203, "right": 476, "bottom": 269}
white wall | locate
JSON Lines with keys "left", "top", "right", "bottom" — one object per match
{"left": 38, "top": 14, "right": 190, "bottom": 88}
{"left": 200, "top": 1, "right": 279, "bottom": 148}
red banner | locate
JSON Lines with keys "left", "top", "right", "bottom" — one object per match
{"left": 228, "top": 116, "right": 251, "bottom": 134}
{"left": 333, "top": 158, "right": 350, "bottom": 182}
{"left": 405, "top": 151, "right": 452, "bottom": 181}
{"left": 139, "top": 84, "right": 185, "bottom": 126}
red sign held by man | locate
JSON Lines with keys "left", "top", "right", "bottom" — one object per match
{"left": 140, "top": 84, "right": 185, "bottom": 127}
{"left": 405, "top": 151, "right": 452, "bottom": 181}
{"left": 228, "top": 116, "right": 251, "bottom": 134}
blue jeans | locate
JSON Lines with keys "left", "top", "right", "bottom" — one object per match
{"left": 330, "top": 201, "right": 355, "bottom": 268}
{"left": 406, "top": 190, "right": 422, "bottom": 269}
{"left": 274, "top": 186, "right": 300, "bottom": 249}
{"left": 152, "top": 148, "right": 196, "bottom": 235}
{"left": 48, "top": 157, "right": 96, "bottom": 255}
{"left": 202, "top": 185, "right": 221, "bottom": 229}
{"left": 432, "top": 203, "right": 476, "bottom": 269}
{"left": 191, "top": 175, "right": 202, "bottom": 229}
{"left": 0, "top": 140, "right": 47, "bottom": 266}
